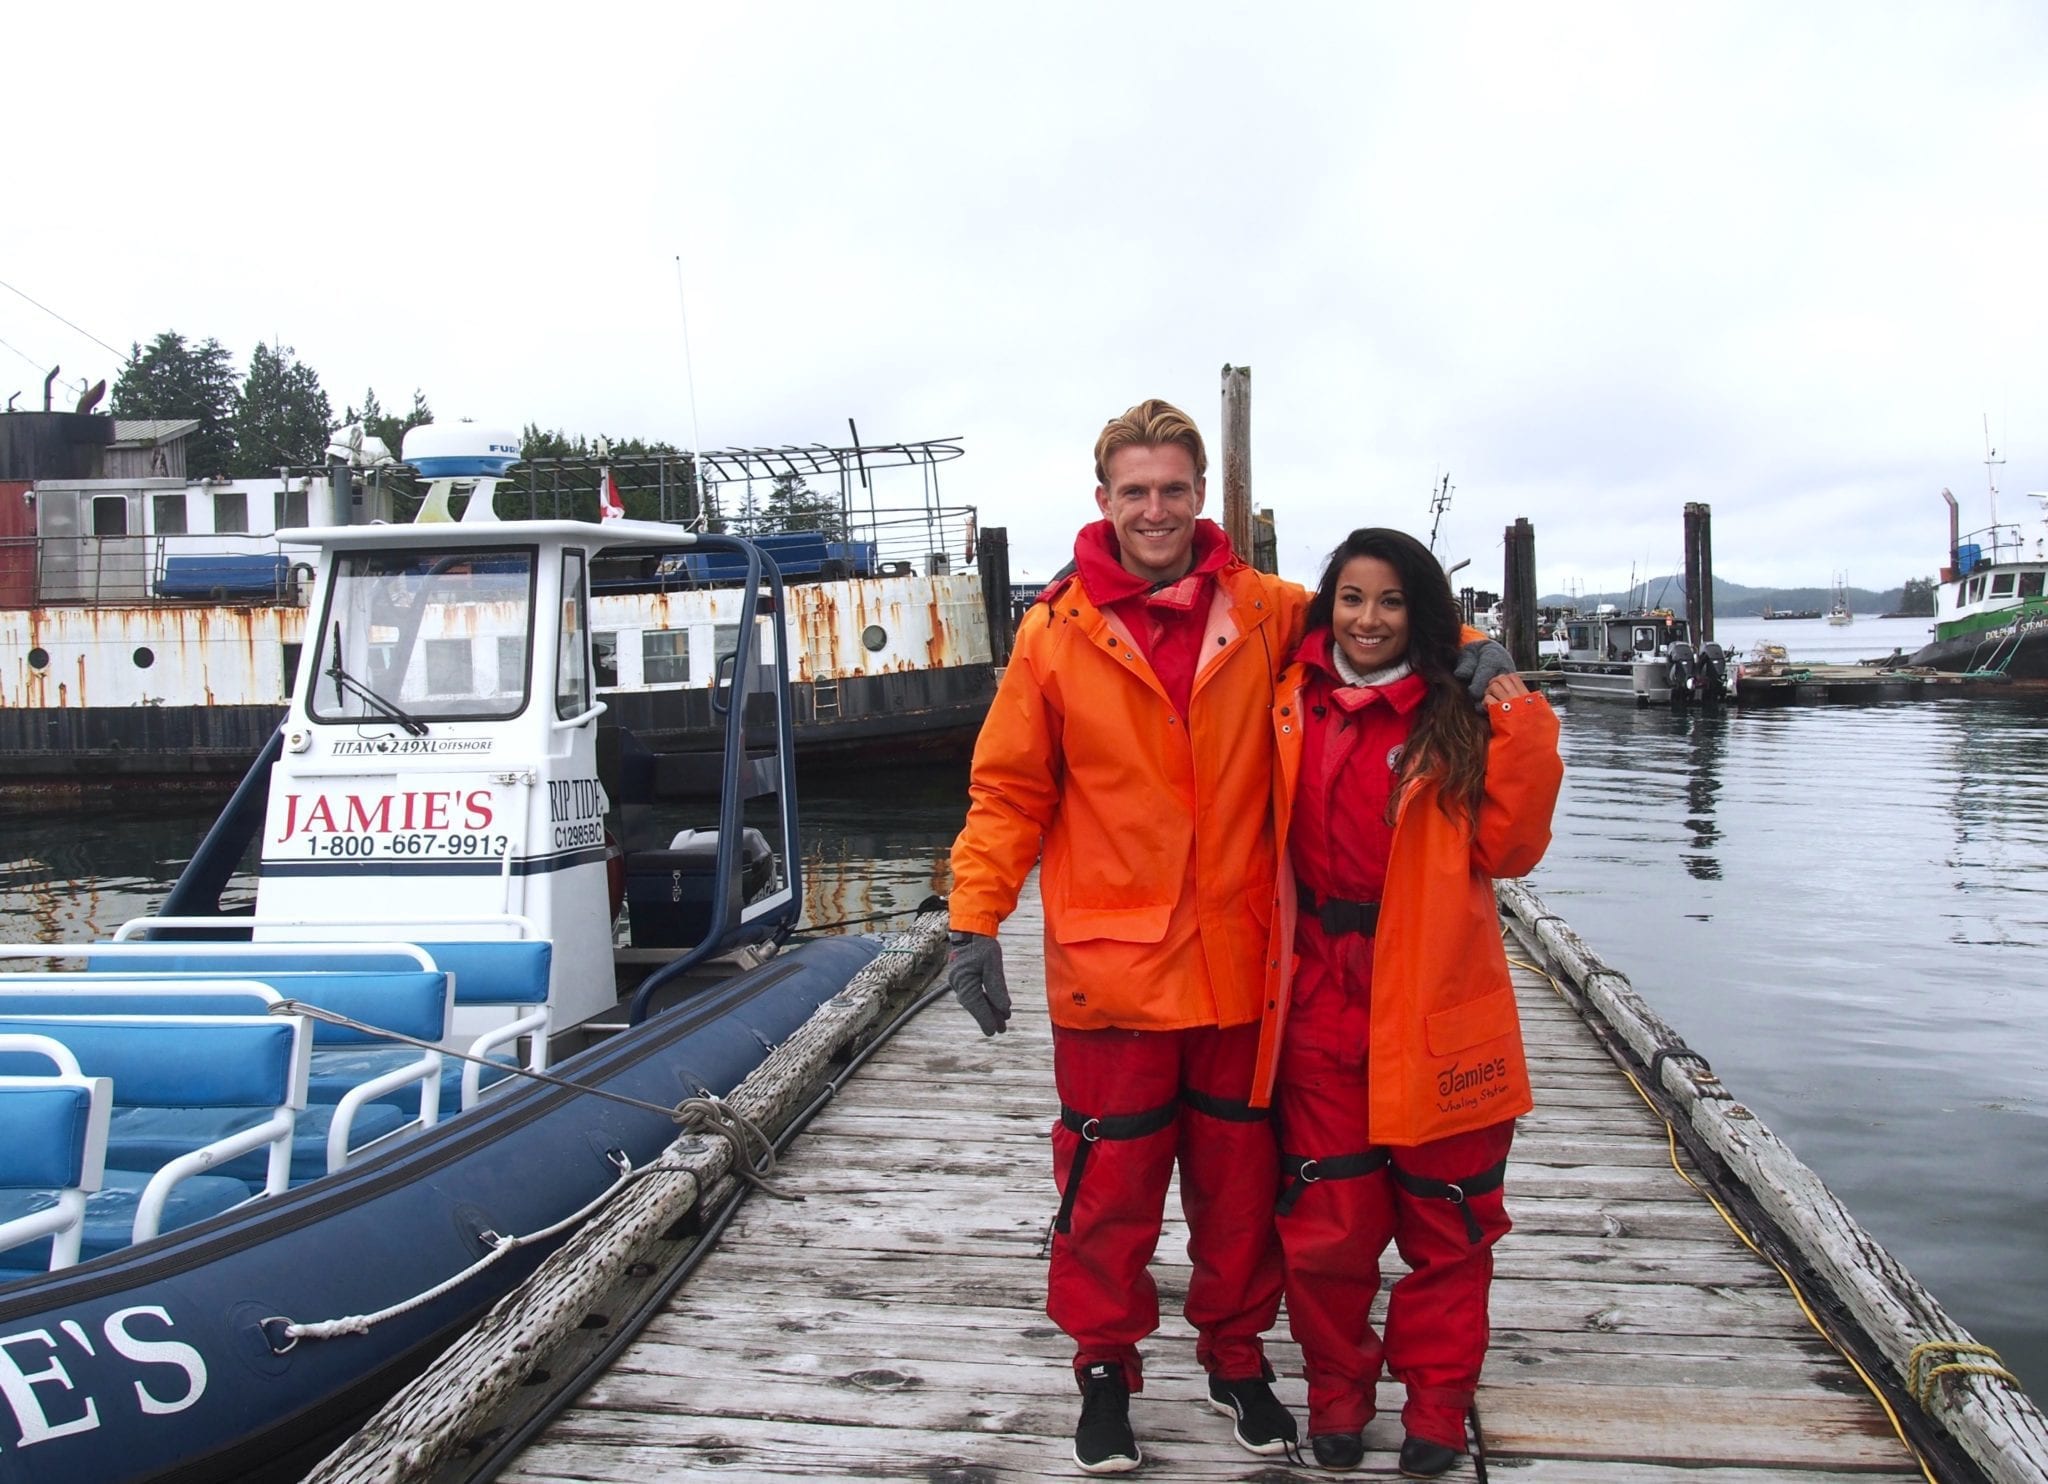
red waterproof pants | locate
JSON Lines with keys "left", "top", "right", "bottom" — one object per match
{"left": 1048, "top": 1021, "right": 1283, "bottom": 1390}
{"left": 1275, "top": 1029, "right": 1514, "bottom": 1445}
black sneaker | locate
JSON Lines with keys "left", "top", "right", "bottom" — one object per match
{"left": 1205, "top": 1373, "right": 1299, "bottom": 1456}
{"left": 1074, "top": 1362, "right": 1141, "bottom": 1474}
{"left": 1311, "top": 1431, "right": 1366, "bottom": 1471}
{"left": 1398, "top": 1434, "right": 1463, "bottom": 1478}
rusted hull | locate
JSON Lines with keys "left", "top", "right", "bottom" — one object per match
{"left": 1, "top": 570, "right": 1000, "bottom": 795}
{"left": 0, "top": 666, "right": 995, "bottom": 800}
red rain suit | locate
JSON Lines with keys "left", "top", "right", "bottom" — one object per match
{"left": 948, "top": 519, "right": 1308, "bottom": 1389}
{"left": 1262, "top": 630, "right": 1561, "bottom": 1446}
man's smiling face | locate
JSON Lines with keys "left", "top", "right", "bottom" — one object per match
{"left": 1095, "top": 444, "right": 1205, "bottom": 584}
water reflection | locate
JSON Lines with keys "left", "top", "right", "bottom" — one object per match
{"left": 1943, "top": 708, "right": 2048, "bottom": 947}
{"left": 1548, "top": 699, "right": 1729, "bottom": 887}
{"left": 1544, "top": 693, "right": 2048, "bottom": 1401}
{"left": 794, "top": 762, "right": 967, "bottom": 932}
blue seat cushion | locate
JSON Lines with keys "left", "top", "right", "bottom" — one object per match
{"left": 106, "top": 1103, "right": 411, "bottom": 1186}
{"left": 312, "top": 1049, "right": 518, "bottom": 1116}
{"left": 306, "top": 1048, "right": 441, "bottom": 1108}
{"left": 0, "top": 1018, "right": 298, "bottom": 1107}
{"left": 421, "top": 941, "right": 551, "bottom": 1006}
{"left": 0, "top": 1084, "right": 97, "bottom": 1187}
{"left": 79, "top": 1170, "right": 257, "bottom": 1260}
{"left": 432, "top": 1050, "right": 518, "bottom": 1111}
{"left": 70, "top": 967, "right": 451, "bottom": 1045}
{"left": 0, "top": 1188, "right": 74, "bottom": 1274}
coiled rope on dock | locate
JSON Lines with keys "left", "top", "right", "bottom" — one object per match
{"left": 1910, "top": 1342, "right": 2021, "bottom": 1411}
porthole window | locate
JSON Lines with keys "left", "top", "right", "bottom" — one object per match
{"left": 133, "top": 647, "right": 156, "bottom": 669}
{"left": 861, "top": 624, "right": 888, "bottom": 653}
{"left": 27, "top": 647, "right": 49, "bottom": 670}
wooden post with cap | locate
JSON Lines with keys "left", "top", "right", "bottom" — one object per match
{"left": 1220, "top": 365, "right": 1253, "bottom": 562}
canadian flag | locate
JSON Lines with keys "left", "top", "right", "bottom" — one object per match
{"left": 599, "top": 465, "right": 623, "bottom": 521}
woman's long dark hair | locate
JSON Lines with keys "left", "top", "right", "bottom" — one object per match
{"left": 1307, "top": 527, "right": 1489, "bottom": 823}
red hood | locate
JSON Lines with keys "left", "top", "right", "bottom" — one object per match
{"left": 1069, "top": 518, "right": 1232, "bottom": 606}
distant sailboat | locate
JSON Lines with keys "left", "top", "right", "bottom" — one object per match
{"left": 1828, "top": 572, "right": 1853, "bottom": 625}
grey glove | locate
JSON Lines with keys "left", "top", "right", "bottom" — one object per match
{"left": 1454, "top": 638, "right": 1516, "bottom": 705}
{"left": 947, "top": 930, "right": 1011, "bottom": 1036}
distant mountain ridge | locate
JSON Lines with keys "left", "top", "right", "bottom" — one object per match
{"left": 1536, "top": 576, "right": 1924, "bottom": 617}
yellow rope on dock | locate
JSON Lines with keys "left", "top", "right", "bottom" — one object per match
{"left": 1907, "top": 1341, "right": 2020, "bottom": 1411}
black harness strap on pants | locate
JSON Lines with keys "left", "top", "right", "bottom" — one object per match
{"left": 1053, "top": 1098, "right": 1179, "bottom": 1234}
{"left": 1296, "top": 882, "right": 1380, "bottom": 938}
{"left": 1390, "top": 1156, "right": 1508, "bottom": 1244}
{"left": 1180, "top": 1086, "right": 1270, "bottom": 1123}
{"left": 1276, "top": 1146, "right": 1391, "bottom": 1216}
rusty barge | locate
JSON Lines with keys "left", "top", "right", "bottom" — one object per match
{"left": 0, "top": 414, "right": 1009, "bottom": 794}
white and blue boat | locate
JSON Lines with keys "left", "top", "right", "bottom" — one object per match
{"left": 0, "top": 452, "right": 891, "bottom": 1483}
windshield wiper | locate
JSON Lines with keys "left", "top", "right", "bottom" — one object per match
{"left": 326, "top": 622, "right": 429, "bottom": 736}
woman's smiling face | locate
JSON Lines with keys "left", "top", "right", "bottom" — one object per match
{"left": 1331, "top": 555, "right": 1410, "bottom": 672}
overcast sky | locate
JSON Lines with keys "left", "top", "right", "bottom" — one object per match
{"left": 7, "top": 2, "right": 2047, "bottom": 595}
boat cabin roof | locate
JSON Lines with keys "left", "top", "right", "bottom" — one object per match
{"left": 280, "top": 519, "right": 701, "bottom": 556}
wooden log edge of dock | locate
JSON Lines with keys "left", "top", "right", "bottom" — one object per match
{"left": 1497, "top": 877, "right": 2048, "bottom": 1484}
{"left": 300, "top": 911, "right": 953, "bottom": 1484}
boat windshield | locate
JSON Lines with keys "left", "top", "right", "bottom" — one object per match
{"left": 308, "top": 548, "right": 537, "bottom": 725}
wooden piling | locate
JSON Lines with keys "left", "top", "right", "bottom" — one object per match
{"left": 1219, "top": 365, "right": 1253, "bottom": 562}
{"left": 1502, "top": 516, "right": 1539, "bottom": 669}
{"left": 1684, "top": 502, "right": 1715, "bottom": 642}
{"left": 975, "top": 524, "right": 1013, "bottom": 665}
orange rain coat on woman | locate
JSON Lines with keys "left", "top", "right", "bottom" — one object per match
{"left": 1250, "top": 666, "right": 1563, "bottom": 1145}
{"left": 949, "top": 554, "right": 1308, "bottom": 1029}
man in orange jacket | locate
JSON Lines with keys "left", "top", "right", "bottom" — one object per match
{"left": 946, "top": 399, "right": 1311, "bottom": 1473}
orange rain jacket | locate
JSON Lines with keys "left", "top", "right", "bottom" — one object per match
{"left": 948, "top": 555, "right": 1309, "bottom": 1032}
{"left": 1250, "top": 667, "right": 1563, "bottom": 1146}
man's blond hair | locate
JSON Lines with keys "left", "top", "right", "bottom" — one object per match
{"left": 1093, "top": 398, "right": 1208, "bottom": 487}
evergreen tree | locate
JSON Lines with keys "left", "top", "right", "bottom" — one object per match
{"left": 760, "top": 474, "right": 845, "bottom": 537}
{"left": 110, "top": 331, "right": 238, "bottom": 477}
{"left": 231, "top": 343, "right": 333, "bottom": 474}
{"left": 345, "top": 387, "right": 434, "bottom": 461}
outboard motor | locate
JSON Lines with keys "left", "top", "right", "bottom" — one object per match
{"left": 1699, "top": 642, "right": 1729, "bottom": 703}
{"left": 1666, "top": 640, "right": 1700, "bottom": 706}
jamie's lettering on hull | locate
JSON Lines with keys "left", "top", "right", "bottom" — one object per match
{"left": 267, "top": 788, "right": 507, "bottom": 860}
{"left": 0, "top": 1307, "right": 207, "bottom": 1453}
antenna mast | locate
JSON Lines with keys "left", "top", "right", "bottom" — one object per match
{"left": 1984, "top": 413, "right": 2005, "bottom": 557}
{"left": 1427, "top": 472, "right": 1453, "bottom": 555}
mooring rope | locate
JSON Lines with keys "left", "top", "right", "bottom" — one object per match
{"left": 1907, "top": 1341, "right": 2019, "bottom": 1409}
{"left": 254, "top": 1003, "right": 805, "bottom": 1352}
{"left": 265, "top": 1149, "right": 640, "bottom": 1351}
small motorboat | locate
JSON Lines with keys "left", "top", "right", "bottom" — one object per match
{"left": 1556, "top": 608, "right": 1731, "bottom": 707}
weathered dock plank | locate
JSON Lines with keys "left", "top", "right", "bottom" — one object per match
{"left": 494, "top": 877, "right": 1943, "bottom": 1483}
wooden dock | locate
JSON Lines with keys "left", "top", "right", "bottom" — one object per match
{"left": 1523, "top": 664, "right": 2039, "bottom": 707}
{"left": 491, "top": 879, "right": 1939, "bottom": 1483}
{"left": 1731, "top": 664, "right": 2033, "bottom": 707}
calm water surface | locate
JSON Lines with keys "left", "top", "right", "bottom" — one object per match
{"left": 5, "top": 615, "right": 2043, "bottom": 1401}
{"left": 1543, "top": 613, "right": 2048, "bottom": 1399}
